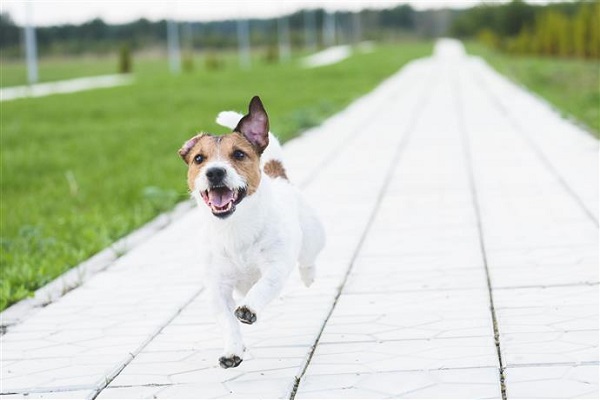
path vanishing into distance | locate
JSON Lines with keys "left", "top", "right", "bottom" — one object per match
{"left": 1, "top": 39, "right": 598, "bottom": 399}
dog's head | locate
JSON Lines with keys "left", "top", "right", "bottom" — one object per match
{"left": 179, "top": 96, "right": 269, "bottom": 219}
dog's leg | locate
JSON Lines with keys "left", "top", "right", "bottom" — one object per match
{"left": 208, "top": 281, "right": 245, "bottom": 368}
{"left": 298, "top": 201, "right": 326, "bottom": 287}
{"left": 235, "top": 265, "right": 291, "bottom": 325}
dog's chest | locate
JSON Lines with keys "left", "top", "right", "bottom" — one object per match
{"left": 211, "top": 226, "right": 272, "bottom": 271}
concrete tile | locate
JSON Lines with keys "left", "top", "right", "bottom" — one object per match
{"left": 505, "top": 364, "right": 599, "bottom": 399}
{"left": 501, "top": 331, "right": 599, "bottom": 366}
{"left": 296, "top": 368, "right": 501, "bottom": 399}
{"left": 307, "top": 337, "right": 499, "bottom": 373}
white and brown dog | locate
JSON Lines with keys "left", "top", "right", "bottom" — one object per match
{"left": 179, "top": 96, "right": 325, "bottom": 369}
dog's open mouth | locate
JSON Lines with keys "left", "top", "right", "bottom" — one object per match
{"left": 201, "top": 186, "right": 246, "bottom": 218}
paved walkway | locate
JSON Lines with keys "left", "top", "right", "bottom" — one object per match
{"left": 1, "top": 40, "right": 598, "bottom": 399}
{"left": 0, "top": 74, "right": 133, "bottom": 102}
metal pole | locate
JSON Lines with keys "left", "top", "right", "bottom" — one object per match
{"left": 353, "top": 12, "right": 362, "bottom": 45}
{"left": 237, "top": 19, "right": 251, "bottom": 69}
{"left": 278, "top": 16, "right": 291, "bottom": 62}
{"left": 24, "top": 1, "right": 38, "bottom": 85}
{"left": 324, "top": 10, "right": 335, "bottom": 48}
{"left": 304, "top": 9, "right": 317, "bottom": 52}
{"left": 167, "top": 19, "right": 181, "bottom": 74}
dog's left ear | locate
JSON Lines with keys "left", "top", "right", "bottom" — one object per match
{"left": 234, "top": 96, "right": 269, "bottom": 154}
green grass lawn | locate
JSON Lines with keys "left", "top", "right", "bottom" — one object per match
{"left": 465, "top": 43, "right": 600, "bottom": 137}
{"left": 0, "top": 42, "right": 433, "bottom": 310}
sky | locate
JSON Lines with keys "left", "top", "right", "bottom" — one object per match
{"left": 1, "top": 0, "right": 510, "bottom": 26}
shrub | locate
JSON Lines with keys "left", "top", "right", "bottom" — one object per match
{"left": 477, "top": 28, "right": 501, "bottom": 50}
{"left": 205, "top": 52, "right": 223, "bottom": 70}
{"left": 118, "top": 43, "right": 132, "bottom": 74}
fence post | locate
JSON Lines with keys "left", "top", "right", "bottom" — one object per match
{"left": 278, "top": 16, "right": 291, "bottom": 62}
{"left": 24, "top": 1, "right": 38, "bottom": 85}
{"left": 237, "top": 19, "right": 251, "bottom": 69}
{"left": 167, "top": 19, "right": 181, "bottom": 74}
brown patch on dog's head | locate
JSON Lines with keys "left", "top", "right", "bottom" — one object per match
{"left": 263, "top": 159, "right": 288, "bottom": 181}
{"left": 219, "top": 133, "right": 262, "bottom": 195}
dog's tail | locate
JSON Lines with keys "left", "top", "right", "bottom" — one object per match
{"left": 215, "top": 111, "right": 244, "bottom": 132}
{"left": 216, "top": 111, "right": 287, "bottom": 179}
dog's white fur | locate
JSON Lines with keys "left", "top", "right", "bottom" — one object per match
{"left": 192, "top": 110, "right": 325, "bottom": 367}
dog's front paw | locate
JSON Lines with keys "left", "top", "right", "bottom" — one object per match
{"left": 235, "top": 305, "right": 257, "bottom": 325}
{"left": 219, "top": 354, "right": 243, "bottom": 369}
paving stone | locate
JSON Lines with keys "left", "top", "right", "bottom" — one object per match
{"left": 501, "top": 330, "right": 598, "bottom": 366}
{"left": 296, "top": 368, "right": 502, "bottom": 399}
{"left": 307, "top": 337, "right": 499, "bottom": 373}
{"left": 505, "top": 364, "right": 599, "bottom": 399}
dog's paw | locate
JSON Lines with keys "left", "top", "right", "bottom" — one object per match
{"left": 235, "top": 305, "right": 257, "bottom": 325}
{"left": 300, "top": 265, "right": 315, "bottom": 287}
{"left": 219, "top": 354, "right": 243, "bottom": 369}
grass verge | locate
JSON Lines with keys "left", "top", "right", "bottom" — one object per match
{"left": 0, "top": 42, "right": 433, "bottom": 310}
{"left": 465, "top": 42, "right": 599, "bottom": 137}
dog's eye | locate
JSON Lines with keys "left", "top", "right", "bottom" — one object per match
{"left": 193, "top": 154, "right": 204, "bottom": 164}
{"left": 233, "top": 150, "right": 246, "bottom": 160}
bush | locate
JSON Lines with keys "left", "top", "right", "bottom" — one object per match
{"left": 456, "top": 1, "right": 599, "bottom": 60}
{"left": 477, "top": 28, "right": 501, "bottom": 50}
{"left": 182, "top": 51, "right": 194, "bottom": 72}
{"left": 263, "top": 45, "right": 279, "bottom": 64}
{"left": 205, "top": 52, "right": 223, "bottom": 70}
{"left": 118, "top": 44, "right": 132, "bottom": 74}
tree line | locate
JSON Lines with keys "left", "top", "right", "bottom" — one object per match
{"left": 452, "top": 0, "right": 599, "bottom": 59}
{"left": 0, "top": 6, "right": 423, "bottom": 58}
{"left": 2, "top": 1, "right": 597, "bottom": 60}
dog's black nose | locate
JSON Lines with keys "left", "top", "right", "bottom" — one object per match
{"left": 206, "top": 167, "right": 226, "bottom": 184}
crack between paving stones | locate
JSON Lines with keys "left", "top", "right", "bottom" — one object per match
{"left": 506, "top": 360, "right": 600, "bottom": 368}
{"left": 494, "top": 281, "right": 599, "bottom": 291}
{"left": 470, "top": 60, "right": 598, "bottom": 228}
{"left": 87, "top": 288, "right": 204, "bottom": 400}
{"left": 453, "top": 60, "right": 507, "bottom": 400}
{"left": 289, "top": 64, "right": 438, "bottom": 400}
{"left": 1, "top": 386, "right": 96, "bottom": 396}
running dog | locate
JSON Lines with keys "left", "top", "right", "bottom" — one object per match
{"left": 178, "top": 96, "right": 325, "bottom": 368}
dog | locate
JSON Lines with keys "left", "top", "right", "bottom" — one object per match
{"left": 178, "top": 96, "right": 325, "bottom": 369}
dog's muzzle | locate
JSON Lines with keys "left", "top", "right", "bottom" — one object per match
{"left": 201, "top": 186, "right": 247, "bottom": 218}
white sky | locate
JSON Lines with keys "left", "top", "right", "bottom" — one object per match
{"left": 1, "top": 0, "right": 506, "bottom": 26}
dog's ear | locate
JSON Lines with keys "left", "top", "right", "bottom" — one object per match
{"left": 234, "top": 96, "right": 269, "bottom": 154}
{"left": 178, "top": 135, "right": 201, "bottom": 164}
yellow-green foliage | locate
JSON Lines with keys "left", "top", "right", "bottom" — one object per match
{"left": 479, "top": 1, "right": 600, "bottom": 59}
{"left": 477, "top": 29, "right": 501, "bottom": 50}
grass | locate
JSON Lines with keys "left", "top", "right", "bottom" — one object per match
{"left": 465, "top": 42, "right": 600, "bottom": 137}
{"left": 0, "top": 42, "right": 433, "bottom": 310}
{"left": 1, "top": 55, "right": 121, "bottom": 87}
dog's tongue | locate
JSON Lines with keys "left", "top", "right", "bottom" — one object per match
{"left": 208, "top": 188, "right": 234, "bottom": 207}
